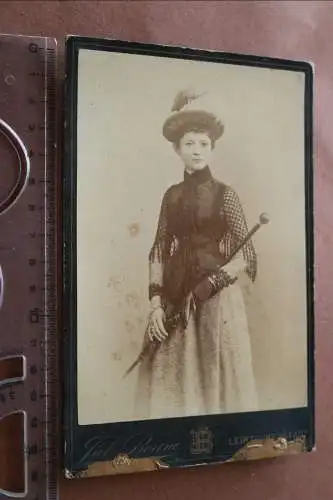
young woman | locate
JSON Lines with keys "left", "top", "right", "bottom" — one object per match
{"left": 135, "top": 90, "right": 258, "bottom": 420}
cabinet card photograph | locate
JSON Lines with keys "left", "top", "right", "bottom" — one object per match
{"left": 63, "top": 37, "right": 314, "bottom": 477}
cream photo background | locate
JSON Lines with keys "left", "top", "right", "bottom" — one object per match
{"left": 76, "top": 48, "right": 308, "bottom": 425}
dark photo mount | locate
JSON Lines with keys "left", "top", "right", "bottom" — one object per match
{"left": 62, "top": 35, "right": 314, "bottom": 478}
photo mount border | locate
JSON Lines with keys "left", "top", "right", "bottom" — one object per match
{"left": 62, "top": 35, "right": 314, "bottom": 477}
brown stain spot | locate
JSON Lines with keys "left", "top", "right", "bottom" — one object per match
{"left": 125, "top": 320, "right": 134, "bottom": 333}
{"left": 126, "top": 291, "right": 139, "bottom": 307}
{"left": 111, "top": 352, "right": 121, "bottom": 361}
{"left": 107, "top": 276, "right": 121, "bottom": 290}
{"left": 128, "top": 222, "right": 140, "bottom": 237}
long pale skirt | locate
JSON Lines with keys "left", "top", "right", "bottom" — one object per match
{"left": 135, "top": 282, "right": 258, "bottom": 420}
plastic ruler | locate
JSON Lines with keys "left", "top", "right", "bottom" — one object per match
{"left": 0, "top": 34, "right": 59, "bottom": 500}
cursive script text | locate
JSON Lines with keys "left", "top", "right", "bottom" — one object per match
{"left": 80, "top": 434, "right": 180, "bottom": 464}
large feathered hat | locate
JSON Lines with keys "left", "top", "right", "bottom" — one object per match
{"left": 162, "top": 89, "right": 224, "bottom": 143}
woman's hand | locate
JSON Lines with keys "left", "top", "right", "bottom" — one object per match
{"left": 148, "top": 295, "right": 168, "bottom": 342}
{"left": 148, "top": 306, "right": 168, "bottom": 342}
{"left": 222, "top": 255, "right": 246, "bottom": 279}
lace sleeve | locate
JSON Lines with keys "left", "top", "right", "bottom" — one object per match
{"left": 223, "top": 187, "right": 257, "bottom": 282}
{"left": 148, "top": 189, "right": 172, "bottom": 300}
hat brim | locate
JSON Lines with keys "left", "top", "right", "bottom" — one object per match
{"left": 162, "top": 110, "right": 224, "bottom": 142}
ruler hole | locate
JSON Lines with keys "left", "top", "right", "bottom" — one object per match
{"left": 0, "top": 126, "right": 19, "bottom": 204}
{"left": 0, "top": 411, "right": 26, "bottom": 496}
{"left": 0, "top": 355, "right": 25, "bottom": 387}
{"left": 0, "top": 265, "right": 3, "bottom": 310}
{"left": 0, "top": 119, "right": 30, "bottom": 216}
{"left": 4, "top": 74, "right": 15, "bottom": 86}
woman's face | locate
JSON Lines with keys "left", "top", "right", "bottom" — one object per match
{"left": 175, "top": 131, "right": 213, "bottom": 172}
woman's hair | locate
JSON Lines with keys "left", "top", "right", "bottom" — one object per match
{"left": 172, "top": 125, "right": 216, "bottom": 149}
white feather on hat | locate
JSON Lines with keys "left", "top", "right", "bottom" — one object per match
{"left": 162, "top": 89, "right": 224, "bottom": 142}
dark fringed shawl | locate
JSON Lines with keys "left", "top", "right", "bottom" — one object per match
{"left": 149, "top": 166, "right": 257, "bottom": 305}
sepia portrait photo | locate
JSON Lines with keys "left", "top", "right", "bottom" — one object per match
{"left": 73, "top": 44, "right": 310, "bottom": 427}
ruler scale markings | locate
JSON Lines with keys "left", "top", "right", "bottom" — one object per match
{"left": 0, "top": 36, "right": 58, "bottom": 500}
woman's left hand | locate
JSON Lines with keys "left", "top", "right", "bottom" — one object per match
{"left": 148, "top": 306, "right": 168, "bottom": 342}
{"left": 222, "top": 255, "right": 245, "bottom": 279}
